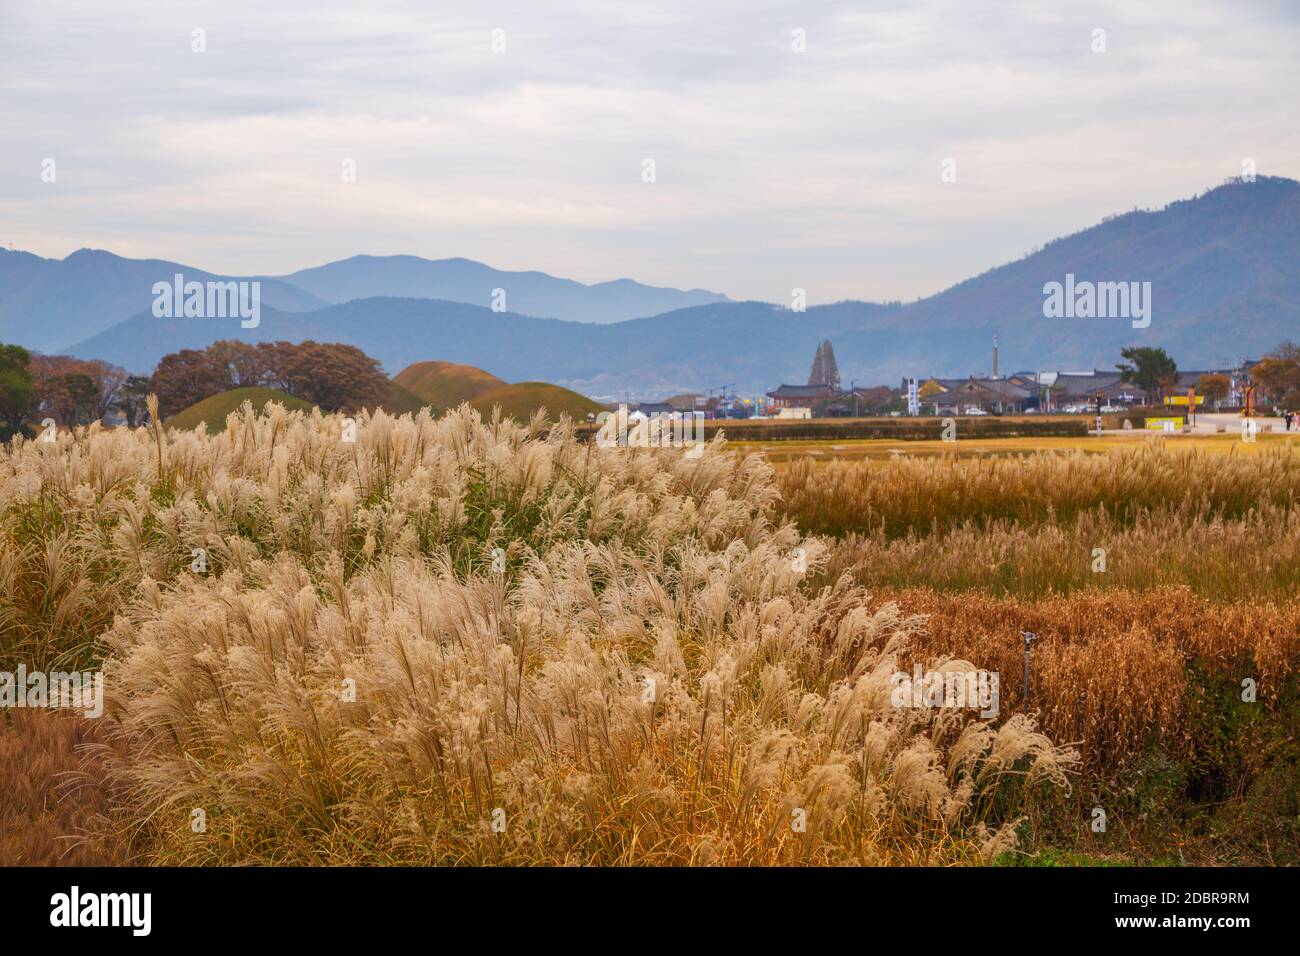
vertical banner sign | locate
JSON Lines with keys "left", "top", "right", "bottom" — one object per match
{"left": 907, "top": 378, "right": 919, "bottom": 416}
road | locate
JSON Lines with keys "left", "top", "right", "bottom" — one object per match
{"left": 1187, "top": 412, "right": 1288, "bottom": 434}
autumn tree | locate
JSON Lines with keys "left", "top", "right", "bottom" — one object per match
{"left": 149, "top": 340, "right": 389, "bottom": 416}
{"left": 58, "top": 372, "right": 100, "bottom": 425}
{"left": 24, "top": 355, "right": 129, "bottom": 426}
{"left": 149, "top": 348, "right": 229, "bottom": 417}
{"left": 117, "top": 375, "right": 153, "bottom": 428}
{"left": 257, "top": 341, "right": 310, "bottom": 397}
{"left": 1252, "top": 342, "right": 1300, "bottom": 409}
{"left": 84, "top": 359, "right": 128, "bottom": 421}
{"left": 206, "top": 340, "right": 268, "bottom": 390}
{"left": 1196, "top": 373, "right": 1230, "bottom": 409}
{"left": 282, "top": 341, "right": 386, "bottom": 411}
{"left": 28, "top": 355, "right": 73, "bottom": 424}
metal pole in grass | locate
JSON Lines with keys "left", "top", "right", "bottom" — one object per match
{"left": 1020, "top": 631, "right": 1038, "bottom": 704}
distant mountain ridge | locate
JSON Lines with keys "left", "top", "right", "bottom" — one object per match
{"left": 0, "top": 248, "right": 729, "bottom": 353}
{"left": 837, "top": 175, "right": 1300, "bottom": 381}
{"left": 0, "top": 249, "right": 327, "bottom": 353}
{"left": 11, "top": 176, "right": 1300, "bottom": 398}
{"left": 61, "top": 295, "right": 900, "bottom": 395}
{"left": 281, "top": 255, "right": 729, "bottom": 323}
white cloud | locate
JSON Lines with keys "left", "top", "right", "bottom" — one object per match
{"left": 0, "top": 0, "right": 1296, "bottom": 303}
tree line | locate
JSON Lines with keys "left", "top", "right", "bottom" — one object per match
{"left": 0, "top": 340, "right": 389, "bottom": 439}
{"left": 149, "top": 340, "right": 387, "bottom": 417}
{"left": 1117, "top": 343, "right": 1300, "bottom": 409}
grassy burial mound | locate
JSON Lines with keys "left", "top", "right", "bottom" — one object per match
{"left": 168, "top": 381, "right": 431, "bottom": 432}
{"left": 167, "top": 387, "right": 313, "bottom": 431}
{"left": 469, "top": 381, "right": 603, "bottom": 422}
{"left": 394, "top": 360, "right": 505, "bottom": 407}
{"left": 376, "top": 378, "right": 433, "bottom": 417}
{"left": 395, "top": 361, "right": 602, "bottom": 422}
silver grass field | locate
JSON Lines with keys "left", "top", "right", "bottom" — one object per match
{"left": 0, "top": 402, "right": 1077, "bottom": 865}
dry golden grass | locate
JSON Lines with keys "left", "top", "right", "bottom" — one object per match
{"left": 821, "top": 501, "right": 1300, "bottom": 601}
{"left": 0, "top": 711, "right": 130, "bottom": 865}
{"left": 4, "top": 405, "right": 1295, "bottom": 865}
{"left": 2, "top": 402, "right": 1073, "bottom": 865}
{"left": 744, "top": 431, "right": 1297, "bottom": 465}
{"left": 780, "top": 441, "right": 1300, "bottom": 537}
{"left": 875, "top": 587, "right": 1300, "bottom": 864}
{"left": 865, "top": 588, "right": 1298, "bottom": 772}
{"left": 100, "top": 554, "right": 1072, "bottom": 865}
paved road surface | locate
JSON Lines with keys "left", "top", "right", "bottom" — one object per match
{"left": 1189, "top": 412, "right": 1287, "bottom": 434}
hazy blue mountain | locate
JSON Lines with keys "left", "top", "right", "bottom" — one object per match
{"left": 67, "top": 296, "right": 898, "bottom": 398}
{"left": 45, "top": 177, "right": 1300, "bottom": 398}
{"left": 848, "top": 175, "right": 1300, "bottom": 382}
{"left": 66, "top": 304, "right": 330, "bottom": 374}
{"left": 279, "top": 255, "right": 729, "bottom": 322}
{"left": 0, "top": 248, "right": 328, "bottom": 353}
{"left": 0, "top": 248, "right": 49, "bottom": 287}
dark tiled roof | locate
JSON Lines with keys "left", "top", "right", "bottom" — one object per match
{"left": 850, "top": 385, "right": 895, "bottom": 400}
{"left": 767, "top": 384, "right": 835, "bottom": 399}
{"left": 979, "top": 379, "right": 1033, "bottom": 400}
{"left": 1051, "top": 373, "right": 1122, "bottom": 396}
{"left": 933, "top": 378, "right": 1031, "bottom": 400}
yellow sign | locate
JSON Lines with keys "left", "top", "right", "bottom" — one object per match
{"left": 1164, "top": 396, "right": 1204, "bottom": 405}
{"left": 1146, "top": 417, "right": 1184, "bottom": 430}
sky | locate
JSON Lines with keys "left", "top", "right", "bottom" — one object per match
{"left": 1, "top": 0, "right": 1298, "bottom": 305}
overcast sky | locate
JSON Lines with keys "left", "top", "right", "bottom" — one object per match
{"left": 2, "top": 0, "right": 1297, "bottom": 304}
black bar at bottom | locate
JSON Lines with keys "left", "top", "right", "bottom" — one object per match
{"left": 0, "top": 865, "right": 1285, "bottom": 942}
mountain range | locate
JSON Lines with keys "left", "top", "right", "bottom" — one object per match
{"left": 0, "top": 250, "right": 729, "bottom": 355}
{"left": 280, "top": 255, "right": 728, "bottom": 323}
{"left": 0, "top": 249, "right": 327, "bottom": 353}
{"left": 4, "top": 176, "right": 1297, "bottom": 399}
